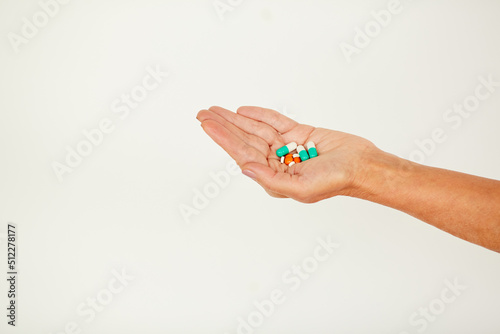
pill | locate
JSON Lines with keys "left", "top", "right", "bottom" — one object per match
{"left": 297, "top": 145, "right": 309, "bottom": 161}
{"left": 280, "top": 156, "right": 285, "bottom": 164}
{"left": 284, "top": 154, "right": 294, "bottom": 165}
{"left": 306, "top": 141, "right": 318, "bottom": 158}
{"left": 293, "top": 154, "right": 301, "bottom": 163}
{"left": 276, "top": 142, "right": 298, "bottom": 157}
{"left": 288, "top": 161, "right": 296, "bottom": 167}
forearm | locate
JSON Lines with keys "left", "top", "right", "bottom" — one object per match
{"left": 349, "top": 149, "right": 500, "bottom": 252}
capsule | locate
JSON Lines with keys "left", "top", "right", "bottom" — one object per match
{"left": 276, "top": 142, "right": 297, "bottom": 157}
{"left": 284, "top": 154, "right": 294, "bottom": 165}
{"left": 306, "top": 141, "right": 318, "bottom": 158}
{"left": 297, "top": 145, "right": 309, "bottom": 161}
{"left": 280, "top": 156, "right": 285, "bottom": 164}
{"left": 293, "top": 154, "right": 301, "bottom": 164}
{"left": 288, "top": 161, "right": 296, "bottom": 167}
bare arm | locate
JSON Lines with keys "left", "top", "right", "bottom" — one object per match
{"left": 197, "top": 106, "right": 500, "bottom": 252}
{"left": 354, "top": 151, "right": 500, "bottom": 252}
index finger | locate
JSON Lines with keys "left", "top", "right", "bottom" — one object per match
{"left": 200, "top": 119, "right": 268, "bottom": 167}
{"left": 208, "top": 106, "right": 281, "bottom": 146}
{"left": 236, "top": 106, "right": 298, "bottom": 134}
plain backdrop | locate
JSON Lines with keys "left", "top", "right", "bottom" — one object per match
{"left": 1, "top": 0, "right": 500, "bottom": 333}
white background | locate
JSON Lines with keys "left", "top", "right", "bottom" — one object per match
{"left": 1, "top": 0, "right": 500, "bottom": 333}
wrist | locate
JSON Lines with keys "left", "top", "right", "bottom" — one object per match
{"left": 344, "top": 147, "right": 416, "bottom": 203}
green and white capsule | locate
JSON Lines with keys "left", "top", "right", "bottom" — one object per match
{"left": 297, "top": 145, "right": 309, "bottom": 161}
{"left": 306, "top": 141, "right": 318, "bottom": 158}
{"left": 276, "top": 142, "right": 297, "bottom": 157}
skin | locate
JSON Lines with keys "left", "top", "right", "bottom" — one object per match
{"left": 196, "top": 106, "right": 500, "bottom": 253}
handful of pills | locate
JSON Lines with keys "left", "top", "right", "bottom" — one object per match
{"left": 276, "top": 141, "right": 318, "bottom": 166}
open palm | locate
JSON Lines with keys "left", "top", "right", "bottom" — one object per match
{"left": 197, "top": 106, "right": 377, "bottom": 203}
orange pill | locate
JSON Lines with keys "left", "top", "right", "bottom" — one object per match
{"left": 293, "top": 154, "right": 301, "bottom": 164}
{"left": 284, "top": 154, "right": 294, "bottom": 165}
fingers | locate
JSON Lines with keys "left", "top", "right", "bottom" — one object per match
{"left": 265, "top": 189, "right": 288, "bottom": 199}
{"left": 198, "top": 106, "right": 306, "bottom": 200}
{"left": 198, "top": 112, "right": 289, "bottom": 199}
{"left": 237, "top": 106, "right": 298, "bottom": 134}
{"left": 197, "top": 109, "right": 246, "bottom": 141}
{"left": 200, "top": 119, "right": 267, "bottom": 166}
{"left": 197, "top": 109, "right": 269, "bottom": 154}
{"left": 241, "top": 162, "right": 300, "bottom": 199}
{"left": 208, "top": 106, "right": 281, "bottom": 146}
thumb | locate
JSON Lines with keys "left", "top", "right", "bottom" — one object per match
{"left": 241, "top": 162, "right": 297, "bottom": 197}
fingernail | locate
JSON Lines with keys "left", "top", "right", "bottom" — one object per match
{"left": 242, "top": 170, "right": 256, "bottom": 180}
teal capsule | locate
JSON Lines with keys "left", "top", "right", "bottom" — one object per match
{"left": 297, "top": 145, "right": 309, "bottom": 161}
{"left": 276, "top": 142, "right": 297, "bottom": 157}
{"left": 306, "top": 141, "right": 318, "bottom": 158}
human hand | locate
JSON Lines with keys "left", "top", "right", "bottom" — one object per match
{"left": 197, "top": 106, "right": 500, "bottom": 251}
{"left": 196, "top": 106, "right": 381, "bottom": 203}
